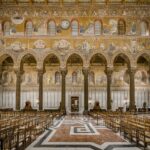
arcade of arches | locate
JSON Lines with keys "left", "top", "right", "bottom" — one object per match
{"left": 0, "top": 50, "right": 150, "bottom": 113}
{"left": 0, "top": 1, "right": 150, "bottom": 113}
{"left": 0, "top": 1, "right": 150, "bottom": 150}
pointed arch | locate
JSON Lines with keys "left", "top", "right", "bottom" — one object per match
{"left": 89, "top": 53, "right": 108, "bottom": 66}
{"left": 66, "top": 53, "right": 84, "bottom": 67}
{"left": 0, "top": 52, "right": 16, "bottom": 64}
{"left": 136, "top": 52, "right": 150, "bottom": 64}
{"left": 112, "top": 52, "right": 132, "bottom": 67}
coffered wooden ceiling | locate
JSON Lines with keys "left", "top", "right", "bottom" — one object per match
{"left": 0, "top": 0, "right": 149, "bottom": 5}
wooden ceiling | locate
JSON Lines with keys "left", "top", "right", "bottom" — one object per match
{"left": 0, "top": 0, "right": 149, "bottom": 5}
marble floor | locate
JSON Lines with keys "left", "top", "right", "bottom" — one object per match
{"left": 26, "top": 115, "right": 148, "bottom": 150}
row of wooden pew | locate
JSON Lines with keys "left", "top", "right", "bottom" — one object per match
{"left": 89, "top": 111, "right": 150, "bottom": 149}
{"left": 0, "top": 111, "right": 64, "bottom": 150}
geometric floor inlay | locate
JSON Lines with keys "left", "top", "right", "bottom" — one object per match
{"left": 26, "top": 115, "right": 142, "bottom": 150}
{"left": 70, "top": 122, "right": 99, "bottom": 135}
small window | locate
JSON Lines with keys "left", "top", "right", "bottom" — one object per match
{"left": 72, "top": 71, "right": 77, "bottom": 84}
{"left": 71, "top": 20, "right": 79, "bottom": 36}
{"left": 95, "top": 20, "right": 102, "bottom": 36}
{"left": 55, "top": 71, "right": 61, "bottom": 84}
{"left": 26, "top": 21, "right": 33, "bottom": 36}
{"left": 48, "top": 20, "right": 56, "bottom": 36}
{"left": 118, "top": 19, "right": 126, "bottom": 35}
{"left": 140, "top": 21, "right": 149, "bottom": 36}
{"left": 89, "top": 71, "right": 95, "bottom": 85}
{"left": 4, "top": 21, "right": 10, "bottom": 36}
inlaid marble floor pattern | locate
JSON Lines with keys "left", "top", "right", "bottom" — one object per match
{"left": 26, "top": 115, "right": 144, "bottom": 150}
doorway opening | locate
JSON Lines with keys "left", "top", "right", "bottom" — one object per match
{"left": 71, "top": 96, "right": 79, "bottom": 112}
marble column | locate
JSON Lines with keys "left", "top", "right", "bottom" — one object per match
{"left": 148, "top": 66, "right": 150, "bottom": 84}
{"left": 60, "top": 69, "right": 67, "bottom": 111}
{"left": 15, "top": 70, "right": 22, "bottom": 110}
{"left": 38, "top": 69, "right": 44, "bottom": 110}
{"left": 105, "top": 67, "right": 113, "bottom": 111}
{"left": 147, "top": 67, "right": 150, "bottom": 107}
{"left": 129, "top": 67, "right": 136, "bottom": 111}
{"left": 82, "top": 68, "right": 89, "bottom": 113}
{"left": 0, "top": 64, "right": 2, "bottom": 85}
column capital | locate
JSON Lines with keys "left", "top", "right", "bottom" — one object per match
{"left": 60, "top": 68, "right": 68, "bottom": 76}
{"left": 82, "top": 67, "right": 89, "bottom": 75}
{"left": 14, "top": 69, "right": 24, "bottom": 76}
{"left": 147, "top": 69, "right": 150, "bottom": 74}
{"left": 37, "top": 69, "right": 45, "bottom": 77}
{"left": 129, "top": 67, "right": 137, "bottom": 75}
{"left": 104, "top": 67, "right": 113, "bottom": 75}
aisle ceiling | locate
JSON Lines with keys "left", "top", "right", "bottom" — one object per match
{"left": 0, "top": 0, "right": 149, "bottom": 5}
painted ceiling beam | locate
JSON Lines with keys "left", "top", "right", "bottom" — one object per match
{"left": 14, "top": 0, "right": 18, "bottom": 4}
{"left": 0, "top": 0, "right": 150, "bottom": 4}
{"left": 45, "top": 0, "right": 48, "bottom": 4}
{"left": 29, "top": 0, "right": 33, "bottom": 4}
{"left": 106, "top": 0, "right": 109, "bottom": 5}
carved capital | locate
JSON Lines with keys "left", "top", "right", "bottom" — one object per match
{"left": 37, "top": 69, "right": 45, "bottom": 77}
{"left": 129, "top": 67, "right": 137, "bottom": 75}
{"left": 60, "top": 68, "right": 68, "bottom": 77}
{"left": 147, "top": 68, "right": 150, "bottom": 75}
{"left": 82, "top": 67, "right": 89, "bottom": 76}
{"left": 14, "top": 69, "right": 24, "bottom": 77}
{"left": 104, "top": 67, "right": 113, "bottom": 76}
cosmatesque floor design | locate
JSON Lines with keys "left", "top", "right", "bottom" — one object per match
{"left": 26, "top": 115, "right": 144, "bottom": 150}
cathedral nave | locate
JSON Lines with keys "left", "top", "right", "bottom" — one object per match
{"left": 0, "top": 0, "right": 150, "bottom": 150}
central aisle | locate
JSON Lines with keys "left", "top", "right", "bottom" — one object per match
{"left": 26, "top": 115, "right": 141, "bottom": 150}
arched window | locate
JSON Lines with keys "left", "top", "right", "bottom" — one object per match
{"left": 71, "top": 20, "right": 79, "bottom": 36}
{"left": 48, "top": 20, "right": 56, "bottom": 36}
{"left": 55, "top": 71, "right": 61, "bottom": 84}
{"left": 25, "top": 21, "right": 33, "bottom": 36}
{"left": 118, "top": 19, "right": 126, "bottom": 35}
{"left": 89, "top": 71, "right": 95, "bottom": 85}
{"left": 72, "top": 71, "right": 77, "bottom": 84}
{"left": 94, "top": 20, "right": 102, "bottom": 36}
{"left": 3, "top": 21, "right": 10, "bottom": 36}
{"left": 140, "top": 21, "right": 149, "bottom": 36}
